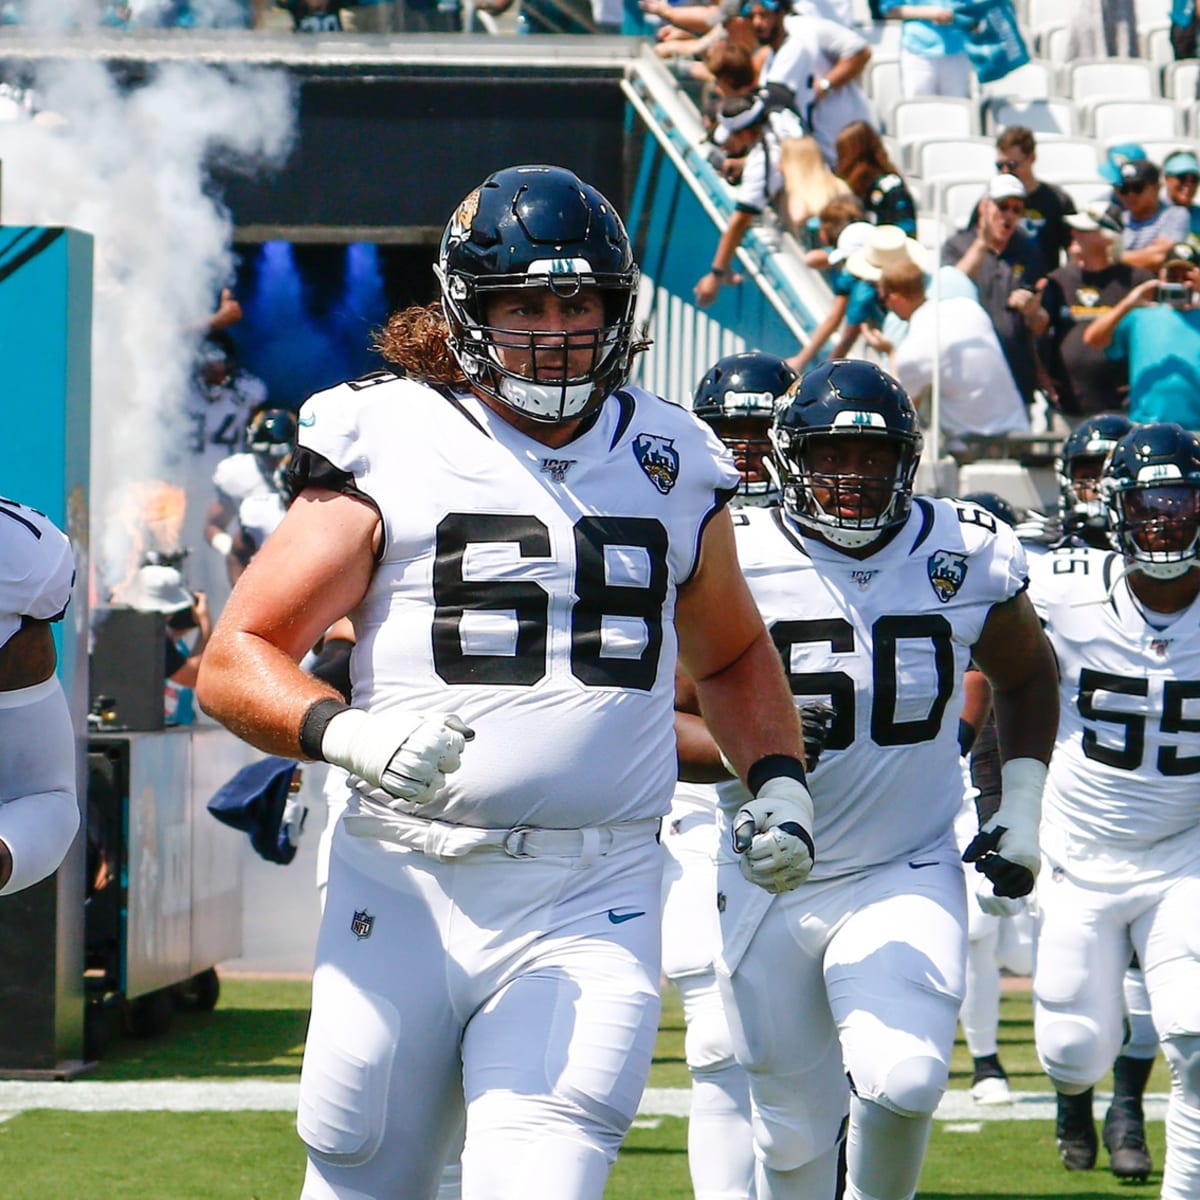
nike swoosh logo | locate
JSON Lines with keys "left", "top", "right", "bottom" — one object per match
{"left": 607, "top": 909, "right": 646, "bottom": 924}
{"left": 908, "top": 861, "right": 938, "bottom": 870}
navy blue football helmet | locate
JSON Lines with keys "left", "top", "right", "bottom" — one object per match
{"left": 1102, "top": 422, "right": 1200, "bottom": 578}
{"left": 1056, "top": 413, "right": 1134, "bottom": 531}
{"left": 245, "top": 408, "right": 296, "bottom": 460}
{"left": 961, "top": 491, "right": 1019, "bottom": 529}
{"left": 693, "top": 351, "right": 797, "bottom": 501}
{"left": 435, "top": 165, "right": 641, "bottom": 424}
{"left": 769, "top": 359, "right": 923, "bottom": 549}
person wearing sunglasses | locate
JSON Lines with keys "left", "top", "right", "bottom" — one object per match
{"left": 992, "top": 126, "right": 1076, "bottom": 280}
{"left": 1162, "top": 149, "right": 1200, "bottom": 240}
{"left": 1084, "top": 242, "right": 1200, "bottom": 430}
{"left": 1111, "top": 158, "right": 1191, "bottom": 273}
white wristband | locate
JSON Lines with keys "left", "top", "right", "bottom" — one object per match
{"left": 995, "top": 757, "right": 1046, "bottom": 831}
{"left": 210, "top": 530, "right": 233, "bottom": 557}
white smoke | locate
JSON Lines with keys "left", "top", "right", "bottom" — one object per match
{"left": 0, "top": 56, "right": 295, "bottom": 596}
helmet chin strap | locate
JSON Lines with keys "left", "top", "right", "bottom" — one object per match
{"left": 1131, "top": 554, "right": 1196, "bottom": 581}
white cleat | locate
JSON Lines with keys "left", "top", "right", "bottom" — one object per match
{"left": 971, "top": 1075, "right": 1013, "bottom": 1106}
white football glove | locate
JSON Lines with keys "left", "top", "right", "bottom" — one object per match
{"left": 279, "top": 792, "right": 308, "bottom": 850}
{"left": 732, "top": 776, "right": 815, "bottom": 894}
{"left": 962, "top": 758, "right": 1045, "bottom": 900}
{"left": 320, "top": 709, "right": 473, "bottom": 807}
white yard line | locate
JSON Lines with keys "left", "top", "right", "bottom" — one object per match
{"left": 0, "top": 1082, "right": 1169, "bottom": 1122}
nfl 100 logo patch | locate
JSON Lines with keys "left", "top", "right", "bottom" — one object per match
{"left": 350, "top": 909, "right": 375, "bottom": 940}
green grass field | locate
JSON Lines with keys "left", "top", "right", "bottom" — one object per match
{"left": 0, "top": 977, "right": 1172, "bottom": 1199}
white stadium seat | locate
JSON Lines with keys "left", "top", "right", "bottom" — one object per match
{"left": 1164, "top": 58, "right": 1200, "bottom": 103}
{"left": 925, "top": 177, "right": 987, "bottom": 231}
{"left": 1055, "top": 178, "right": 1112, "bottom": 210}
{"left": 984, "top": 97, "right": 1078, "bottom": 136}
{"left": 1030, "top": 139, "right": 1100, "bottom": 183}
{"left": 978, "top": 59, "right": 1056, "bottom": 102}
{"left": 1090, "top": 98, "right": 1180, "bottom": 142}
{"left": 1065, "top": 58, "right": 1157, "bottom": 103}
{"left": 892, "top": 97, "right": 979, "bottom": 169}
{"left": 865, "top": 58, "right": 902, "bottom": 133}
{"left": 913, "top": 137, "right": 997, "bottom": 184}
{"left": 1145, "top": 24, "right": 1175, "bottom": 65}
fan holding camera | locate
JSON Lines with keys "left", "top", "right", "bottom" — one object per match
{"left": 1084, "top": 242, "right": 1200, "bottom": 431}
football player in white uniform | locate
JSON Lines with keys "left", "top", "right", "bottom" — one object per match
{"left": 1037, "top": 412, "right": 1161, "bottom": 1180}
{"left": 664, "top": 350, "right": 800, "bottom": 1200}
{"left": 205, "top": 406, "right": 296, "bottom": 585}
{"left": 677, "top": 359, "right": 1059, "bottom": 1200}
{"left": 1028, "top": 422, "right": 1200, "bottom": 1200}
{"left": 0, "top": 495, "right": 80, "bottom": 896}
{"left": 197, "top": 164, "right": 810, "bottom": 1200}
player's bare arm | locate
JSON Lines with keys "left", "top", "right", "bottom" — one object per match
{"left": 196, "top": 487, "right": 378, "bottom": 755}
{"left": 676, "top": 506, "right": 804, "bottom": 779}
{"left": 963, "top": 589, "right": 1059, "bottom": 899}
{"left": 971, "top": 590, "right": 1059, "bottom": 765}
{"left": 0, "top": 619, "right": 57, "bottom": 693}
{"left": 674, "top": 665, "right": 734, "bottom": 783}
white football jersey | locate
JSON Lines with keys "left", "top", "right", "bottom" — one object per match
{"left": 1029, "top": 546, "right": 1200, "bottom": 881}
{"left": 0, "top": 497, "right": 75, "bottom": 651}
{"left": 297, "top": 375, "right": 740, "bottom": 830}
{"left": 716, "top": 499, "right": 1028, "bottom": 880}
{"left": 212, "top": 453, "right": 287, "bottom": 553}
{"left": 183, "top": 372, "right": 266, "bottom": 466}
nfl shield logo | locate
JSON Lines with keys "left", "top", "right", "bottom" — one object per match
{"left": 928, "top": 550, "right": 968, "bottom": 603}
{"left": 633, "top": 433, "right": 680, "bottom": 495}
{"left": 350, "top": 909, "right": 374, "bottom": 940}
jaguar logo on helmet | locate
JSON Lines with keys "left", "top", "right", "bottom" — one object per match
{"left": 634, "top": 433, "right": 680, "bottom": 495}
{"left": 446, "top": 188, "right": 481, "bottom": 246}
{"left": 928, "top": 550, "right": 968, "bottom": 603}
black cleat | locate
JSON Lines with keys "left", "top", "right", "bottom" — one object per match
{"left": 971, "top": 1054, "right": 1012, "bottom": 1105}
{"left": 1104, "top": 1105, "right": 1153, "bottom": 1181}
{"left": 1056, "top": 1089, "right": 1098, "bottom": 1171}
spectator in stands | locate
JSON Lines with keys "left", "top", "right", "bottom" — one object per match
{"left": 1039, "top": 203, "right": 1153, "bottom": 422}
{"left": 800, "top": 192, "right": 863, "bottom": 270}
{"left": 706, "top": 41, "right": 852, "bottom": 231}
{"left": 994, "top": 126, "right": 1076, "bottom": 280}
{"left": 787, "top": 219, "right": 883, "bottom": 371}
{"left": 1084, "top": 241, "right": 1200, "bottom": 429}
{"left": 877, "top": 259, "right": 1029, "bottom": 453}
{"left": 1110, "top": 157, "right": 1191, "bottom": 272}
{"left": 1162, "top": 149, "right": 1200, "bottom": 240}
{"left": 943, "top": 173, "right": 1049, "bottom": 409}
{"left": 877, "top": 0, "right": 971, "bottom": 99}
{"left": 834, "top": 119, "right": 917, "bottom": 235}
{"left": 847, "top": 222, "right": 979, "bottom": 355}
{"left": 1067, "top": 0, "right": 1138, "bottom": 57}
{"left": 1172, "top": 0, "right": 1199, "bottom": 58}
{"left": 276, "top": 0, "right": 344, "bottom": 31}
{"left": 745, "top": 0, "right": 876, "bottom": 166}
{"left": 694, "top": 91, "right": 795, "bottom": 306}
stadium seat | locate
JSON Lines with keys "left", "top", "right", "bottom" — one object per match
{"left": 1065, "top": 58, "right": 1157, "bottom": 104}
{"left": 1055, "top": 178, "right": 1112, "bottom": 209}
{"left": 1112, "top": 137, "right": 1200, "bottom": 167}
{"left": 1031, "top": 139, "right": 1100, "bottom": 183}
{"left": 1040, "top": 25, "right": 1073, "bottom": 66}
{"left": 1145, "top": 24, "right": 1175, "bottom": 65}
{"left": 863, "top": 20, "right": 904, "bottom": 59}
{"left": 865, "top": 58, "right": 902, "bottom": 133}
{"left": 892, "top": 97, "right": 979, "bottom": 170}
{"left": 1164, "top": 59, "right": 1200, "bottom": 104}
{"left": 913, "top": 137, "right": 997, "bottom": 185}
{"left": 924, "top": 176, "right": 988, "bottom": 231}
{"left": 1137, "top": 0, "right": 1173, "bottom": 32}
{"left": 978, "top": 59, "right": 1057, "bottom": 102}
{"left": 1090, "top": 98, "right": 1180, "bottom": 142}
{"left": 984, "top": 97, "right": 1077, "bottom": 136}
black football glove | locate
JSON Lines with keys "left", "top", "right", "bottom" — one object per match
{"left": 798, "top": 701, "right": 836, "bottom": 772}
{"left": 961, "top": 826, "right": 1036, "bottom": 899}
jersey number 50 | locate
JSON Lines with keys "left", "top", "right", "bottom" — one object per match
{"left": 432, "top": 513, "right": 669, "bottom": 691}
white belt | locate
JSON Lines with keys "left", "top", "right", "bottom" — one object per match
{"left": 342, "top": 812, "right": 661, "bottom": 866}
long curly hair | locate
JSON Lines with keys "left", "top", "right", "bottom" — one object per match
{"left": 372, "top": 302, "right": 466, "bottom": 385}
{"left": 835, "top": 120, "right": 901, "bottom": 200}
